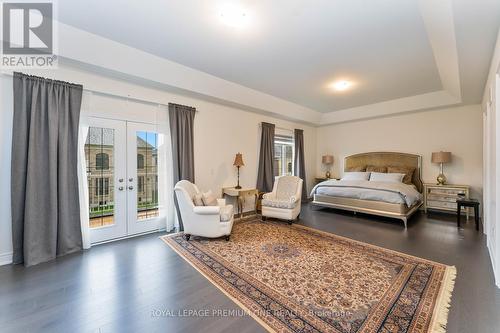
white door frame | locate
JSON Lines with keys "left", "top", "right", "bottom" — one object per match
{"left": 86, "top": 117, "right": 161, "bottom": 244}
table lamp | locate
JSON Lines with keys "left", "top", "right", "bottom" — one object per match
{"left": 322, "top": 155, "right": 334, "bottom": 178}
{"left": 233, "top": 153, "right": 244, "bottom": 189}
{"left": 431, "top": 151, "right": 451, "bottom": 185}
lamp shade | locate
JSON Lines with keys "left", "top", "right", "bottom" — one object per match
{"left": 233, "top": 153, "right": 244, "bottom": 167}
{"left": 322, "top": 155, "right": 334, "bottom": 165}
{"left": 431, "top": 151, "right": 451, "bottom": 164}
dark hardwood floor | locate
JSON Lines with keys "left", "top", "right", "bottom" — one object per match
{"left": 1, "top": 204, "right": 499, "bottom": 333}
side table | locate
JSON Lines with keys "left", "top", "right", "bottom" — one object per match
{"left": 222, "top": 187, "right": 259, "bottom": 219}
{"left": 456, "top": 198, "right": 480, "bottom": 230}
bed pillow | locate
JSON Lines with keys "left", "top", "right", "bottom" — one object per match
{"left": 387, "top": 166, "right": 415, "bottom": 185}
{"left": 366, "top": 165, "right": 387, "bottom": 173}
{"left": 341, "top": 172, "right": 370, "bottom": 181}
{"left": 369, "top": 172, "right": 405, "bottom": 183}
{"left": 345, "top": 165, "right": 366, "bottom": 172}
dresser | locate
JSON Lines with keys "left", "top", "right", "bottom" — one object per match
{"left": 423, "top": 183, "right": 470, "bottom": 217}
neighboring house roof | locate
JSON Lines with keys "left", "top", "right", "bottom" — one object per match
{"left": 137, "top": 136, "right": 153, "bottom": 149}
{"left": 87, "top": 128, "right": 154, "bottom": 149}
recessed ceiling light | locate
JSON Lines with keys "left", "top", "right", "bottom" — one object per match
{"left": 330, "top": 80, "right": 353, "bottom": 91}
{"left": 219, "top": 4, "right": 249, "bottom": 28}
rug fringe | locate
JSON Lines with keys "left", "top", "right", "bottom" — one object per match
{"left": 430, "top": 265, "right": 456, "bottom": 333}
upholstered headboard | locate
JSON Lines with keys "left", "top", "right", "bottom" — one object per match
{"left": 344, "top": 152, "right": 423, "bottom": 192}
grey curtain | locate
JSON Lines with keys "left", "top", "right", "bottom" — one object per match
{"left": 256, "top": 122, "right": 275, "bottom": 192}
{"left": 169, "top": 103, "right": 196, "bottom": 183}
{"left": 294, "top": 129, "right": 308, "bottom": 201}
{"left": 168, "top": 103, "right": 196, "bottom": 231}
{"left": 11, "top": 72, "right": 83, "bottom": 266}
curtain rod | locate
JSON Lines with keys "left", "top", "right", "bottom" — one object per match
{"left": 259, "top": 122, "right": 297, "bottom": 132}
{"left": 0, "top": 71, "right": 199, "bottom": 112}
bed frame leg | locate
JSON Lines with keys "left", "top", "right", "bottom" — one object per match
{"left": 403, "top": 218, "right": 407, "bottom": 229}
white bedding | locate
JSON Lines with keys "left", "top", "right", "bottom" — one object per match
{"left": 311, "top": 179, "right": 422, "bottom": 206}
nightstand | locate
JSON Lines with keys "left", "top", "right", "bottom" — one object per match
{"left": 314, "top": 177, "right": 338, "bottom": 185}
{"left": 423, "top": 183, "right": 470, "bottom": 218}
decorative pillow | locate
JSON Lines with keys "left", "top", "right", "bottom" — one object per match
{"left": 345, "top": 165, "right": 366, "bottom": 172}
{"left": 369, "top": 172, "right": 405, "bottom": 183}
{"left": 193, "top": 193, "right": 204, "bottom": 206}
{"left": 341, "top": 172, "right": 370, "bottom": 181}
{"left": 387, "top": 166, "right": 415, "bottom": 185}
{"left": 201, "top": 190, "right": 218, "bottom": 206}
{"left": 366, "top": 165, "right": 387, "bottom": 173}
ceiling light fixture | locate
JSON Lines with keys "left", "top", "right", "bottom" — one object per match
{"left": 219, "top": 4, "right": 249, "bottom": 28}
{"left": 330, "top": 80, "right": 353, "bottom": 91}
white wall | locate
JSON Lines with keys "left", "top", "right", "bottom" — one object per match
{"left": 316, "top": 105, "right": 483, "bottom": 201}
{"left": 0, "top": 65, "right": 316, "bottom": 264}
{"left": 194, "top": 105, "right": 316, "bottom": 204}
{"left": 482, "top": 28, "right": 500, "bottom": 287}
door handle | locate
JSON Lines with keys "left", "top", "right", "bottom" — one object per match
{"left": 128, "top": 186, "right": 134, "bottom": 190}
{"left": 118, "top": 186, "right": 124, "bottom": 191}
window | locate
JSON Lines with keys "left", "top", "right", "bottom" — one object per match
{"left": 138, "top": 175, "right": 145, "bottom": 193}
{"left": 95, "top": 153, "right": 109, "bottom": 170}
{"left": 274, "top": 134, "right": 294, "bottom": 177}
{"left": 137, "top": 154, "right": 145, "bottom": 169}
{"left": 95, "top": 177, "right": 110, "bottom": 196}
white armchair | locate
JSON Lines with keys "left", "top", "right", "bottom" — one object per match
{"left": 261, "top": 175, "right": 303, "bottom": 224}
{"left": 174, "top": 180, "right": 234, "bottom": 241}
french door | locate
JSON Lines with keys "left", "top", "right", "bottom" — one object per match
{"left": 85, "top": 118, "right": 160, "bottom": 244}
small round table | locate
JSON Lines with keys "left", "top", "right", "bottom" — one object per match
{"left": 456, "top": 198, "right": 480, "bottom": 230}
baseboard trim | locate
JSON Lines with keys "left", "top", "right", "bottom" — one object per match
{"left": 487, "top": 242, "right": 500, "bottom": 288}
{"left": 0, "top": 251, "right": 13, "bottom": 266}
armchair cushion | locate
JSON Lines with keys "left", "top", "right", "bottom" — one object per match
{"left": 262, "top": 192, "right": 274, "bottom": 200}
{"left": 262, "top": 198, "right": 298, "bottom": 209}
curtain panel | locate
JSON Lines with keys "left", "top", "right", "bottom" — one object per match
{"left": 168, "top": 103, "right": 196, "bottom": 231}
{"left": 168, "top": 103, "right": 196, "bottom": 183}
{"left": 294, "top": 129, "right": 308, "bottom": 201}
{"left": 256, "top": 122, "right": 275, "bottom": 192}
{"left": 11, "top": 72, "right": 84, "bottom": 266}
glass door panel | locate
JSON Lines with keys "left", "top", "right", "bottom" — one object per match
{"left": 136, "top": 131, "right": 159, "bottom": 221}
{"left": 86, "top": 118, "right": 127, "bottom": 243}
{"left": 85, "top": 127, "right": 115, "bottom": 228}
{"left": 127, "top": 122, "right": 160, "bottom": 235}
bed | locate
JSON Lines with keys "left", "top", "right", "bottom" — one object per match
{"left": 311, "top": 152, "right": 424, "bottom": 228}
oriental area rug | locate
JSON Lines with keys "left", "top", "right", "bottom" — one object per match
{"left": 161, "top": 219, "right": 456, "bottom": 333}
